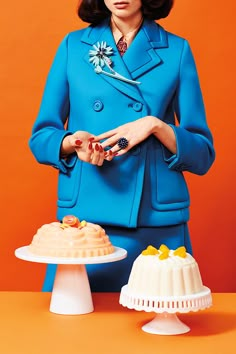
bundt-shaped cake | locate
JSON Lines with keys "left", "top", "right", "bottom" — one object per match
{"left": 127, "top": 245, "right": 204, "bottom": 297}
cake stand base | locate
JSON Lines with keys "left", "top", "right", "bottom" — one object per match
{"left": 142, "top": 313, "right": 190, "bottom": 335}
{"left": 120, "top": 285, "right": 212, "bottom": 335}
{"left": 50, "top": 264, "right": 93, "bottom": 315}
{"left": 15, "top": 246, "right": 127, "bottom": 315}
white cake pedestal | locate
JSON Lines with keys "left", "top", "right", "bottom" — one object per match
{"left": 119, "top": 285, "right": 212, "bottom": 335}
{"left": 15, "top": 246, "right": 127, "bottom": 315}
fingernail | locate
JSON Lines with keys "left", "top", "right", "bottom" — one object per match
{"left": 95, "top": 144, "right": 99, "bottom": 151}
{"left": 89, "top": 137, "right": 95, "bottom": 142}
{"left": 113, "top": 152, "right": 119, "bottom": 156}
{"left": 109, "top": 150, "right": 113, "bottom": 156}
{"left": 99, "top": 145, "right": 103, "bottom": 152}
{"left": 88, "top": 142, "right": 93, "bottom": 150}
{"left": 75, "top": 139, "right": 82, "bottom": 146}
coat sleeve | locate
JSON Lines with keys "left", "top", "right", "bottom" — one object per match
{"left": 29, "top": 34, "right": 75, "bottom": 173}
{"left": 164, "top": 39, "right": 215, "bottom": 175}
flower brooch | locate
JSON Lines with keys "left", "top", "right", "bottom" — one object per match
{"left": 89, "top": 41, "right": 140, "bottom": 85}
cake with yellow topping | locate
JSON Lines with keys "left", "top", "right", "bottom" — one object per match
{"left": 29, "top": 215, "right": 114, "bottom": 258}
{"left": 127, "top": 245, "right": 204, "bottom": 297}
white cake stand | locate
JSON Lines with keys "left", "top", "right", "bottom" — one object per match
{"left": 15, "top": 246, "right": 127, "bottom": 315}
{"left": 119, "top": 285, "right": 212, "bottom": 335}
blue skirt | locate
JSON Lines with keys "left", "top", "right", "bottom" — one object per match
{"left": 42, "top": 223, "right": 192, "bottom": 292}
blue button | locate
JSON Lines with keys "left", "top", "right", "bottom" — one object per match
{"left": 133, "top": 102, "right": 143, "bottom": 112}
{"left": 93, "top": 100, "right": 104, "bottom": 112}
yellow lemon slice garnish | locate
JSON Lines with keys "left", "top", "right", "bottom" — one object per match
{"left": 80, "top": 220, "right": 87, "bottom": 228}
{"left": 142, "top": 245, "right": 159, "bottom": 255}
{"left": 159, "top": 244, "right": 170, "bottom": 253}
{"left": 173, "top": 246, "right": 187, "bottom": 258}
{"left": 159, "top": 251, "right": 169, "bottom": 260}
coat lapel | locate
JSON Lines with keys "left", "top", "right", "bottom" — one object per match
{"left": 123, "top": 19, "right": 168, "bottom": 79}
{"left": 81, "top": 19, "right": 168, "bottom": 100}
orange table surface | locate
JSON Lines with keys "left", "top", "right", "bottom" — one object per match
{"left": 0, "top": 292, "right": 235, "bottom": 354}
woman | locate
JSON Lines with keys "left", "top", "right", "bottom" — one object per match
{"left": 29, "top": 0, "right": 215, "bottom": 291}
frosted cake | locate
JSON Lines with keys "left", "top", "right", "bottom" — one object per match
{"left": 29, "top": 215, "right": 114, "bottom": 258}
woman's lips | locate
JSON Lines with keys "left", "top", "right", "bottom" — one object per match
{"left": 114, "top": 2, "right": 129, "bottom": 9}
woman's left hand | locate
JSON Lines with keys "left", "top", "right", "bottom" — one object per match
{"left": 94, "top": 116, "right": 158, "bottom": 160}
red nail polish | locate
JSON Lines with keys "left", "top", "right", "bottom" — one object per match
{"left": 99, "top": 145, "right": 103, "bottom": 152}
{"left": 75, "top": 139, "right": 82, "bottom": 146}
{"left": 95, "top": 144, "right": 99, "bottom": 151}
{"left": 113, "top": 152, "right": 119, "bottom": 156}
{"left": 88, "top": 142, "right": 93, "bottom": 150}
{"left": 109, "top": 150, "right": 113, "bottom": 155}
{"left": 89, "top": 137, "right": 95, "bottom": 142}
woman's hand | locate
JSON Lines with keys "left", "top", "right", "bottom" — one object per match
{"left": 93, "top": 117, "right": 155, "bottom": 158}
{"left": 61, "top": 131, "right": 106, "bottom": 166}
{"left": 94, "top": 116, "right": 177, "bottom": 160}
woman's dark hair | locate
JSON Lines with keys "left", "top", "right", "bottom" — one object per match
{"left": 78, "top": 0, "right": 174, "bottom": 25}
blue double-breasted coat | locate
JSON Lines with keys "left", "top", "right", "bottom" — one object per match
{"left": 30, "top": 18, "right": 215, "bottom": 228}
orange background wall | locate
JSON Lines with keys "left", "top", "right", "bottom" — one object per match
{"left": 0, "top": 1, "right": 235, "bottom": 292}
